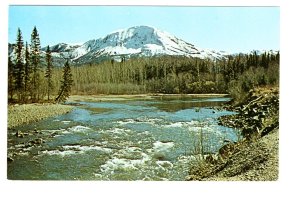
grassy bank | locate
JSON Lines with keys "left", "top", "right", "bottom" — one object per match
{"left": 187, "top": 86, "right": 279, "bottom": 181}
{"left": 8, "top": 103, "right": 74, "bottom": 129}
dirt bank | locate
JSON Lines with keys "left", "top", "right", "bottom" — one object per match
{"left": 187, "top": 86, "right": 279, "bottom": 181}
{"left": 8, "top": 103, "right": 74, "bottom": 129}
{"left": 196, "top": 128, "right": 278, "bottom": 181}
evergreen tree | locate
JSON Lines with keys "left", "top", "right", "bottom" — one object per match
{"left": 30, "top": 26, "right": 41, "bottom": 101}
{"left": 14, "top": 28, "right": 25, "bottom": 101}
{"left": 275, "top": 51, "right": 280, "bottom": 63}
{"left": 45, "top": 45, "right": 53, "bottom": 101}
{"left": 56, "top": 61, "right": 73, "bottom": 103}
{"left": 266, "top": 53, "right": 270, "bottom": 68}
{"left": 24, "top": 42, "right": 31, "bottom": 101}
{"left": 253, "top": 51, "right": 259, "bottom": 67}
{"left": 8, "top": 56, "right": 15, "bottom": 101}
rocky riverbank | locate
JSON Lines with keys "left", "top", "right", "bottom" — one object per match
{"left": 187, "top": 86, "right": 279, "bottom": 181}
{"left": 8, "top": 103, "right": 74, "bottom": 129}
{"left": 219, "top": 87, "right": 279, "bottom": 139}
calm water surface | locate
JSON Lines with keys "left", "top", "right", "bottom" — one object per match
{"left": 7, "top": 96, "right": 238, "bottom": 180}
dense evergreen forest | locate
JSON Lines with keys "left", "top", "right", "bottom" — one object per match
{"left": 8, "top": 27, "right": 280, "bottom": 104}
{"left": 8, "top": 27, "right": 72, "bottom": 103}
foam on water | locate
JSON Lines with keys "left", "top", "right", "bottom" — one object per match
{"left": 69, "top": 125, "right": 91, "bottom": 132}
{"left": 116, "top": 119, "right": 135, "bottom": 125}
{"left": 125, "top": 146, "right": 142, "bottom": 152}
{"left": 163, "top": 120, "right": 200, "bottom": 129}
{"left": 152, "top": 141, "right": 175, "bottom": 160}
{"left": 117, "top": 117, "right": 163, "bottom": 125}
{"left": 164, "top": 122, "right": 184, "bottom": 128}
{"left": 153, "top": 141, "right": 174, "bottom": 152}
{"left": 61, "top": 130, "right": 71, "bottom": 134}
{"left": 42, "top": 149, "right": 80, "bottom": 157}
{"left": 188, "top": 126, "right": 202, "bottom": 132}
{"left": 16, "top": 152, "right": 29, "bottom": 156}
{"left": 8, "top": 96, "right": 238, "bottom": 180}
{"left": 63, "top": 145, "right": 113, "bottom": 154}
{"left": 100, "top": 127, "right": 131, "bottom": 135}
{"left": 100, "top": 152, "right": 151, "bottom": 173}
{"left": 137, "top": 131, "right": 150, "bottom": 136}
{"left": 156, "top": 160, "right": 173, "bottom": 168}
{"left": 41, "top": 144, "right": 113, "bottom": 157}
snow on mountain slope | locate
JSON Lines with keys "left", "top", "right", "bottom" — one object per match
{"left": 9, "top": 26, "right": 232, "bottom": 65}
{"left": 9, "top": 26, "right": 280, "bottom": 66}
{"left": 248, "top": 49, "right": 279, "bottom": 55}
{"left": 48, "top": 25, "right": 229, "bottom": 64}
{"left": 41, "top": 43, "right": 82, "bottom": 53}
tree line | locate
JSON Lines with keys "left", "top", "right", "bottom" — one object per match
{"left": 70, "top": 51, "right": 279, "bottom": 99}
{"left": 8, "top": 27, "right": 279, "bottom": 103}
{"left": 8, "top": 27, "right": 73, "bottom": 103}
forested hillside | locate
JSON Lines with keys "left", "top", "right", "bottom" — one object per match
{"left": 70, "top": 52, "right": 279, "bottom": 98}
{"left": 8, "top": 26, "right": 280, "bottom": 103}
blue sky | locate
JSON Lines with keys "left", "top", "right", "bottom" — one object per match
{"left": 8, "top": 6, "right": 279, "bottom": 53}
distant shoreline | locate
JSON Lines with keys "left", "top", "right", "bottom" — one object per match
{"left": 7, "top": 94, "right": 229, "bottom": 128}
{"left": 68, "top": 93, "right": 229, "bottom": 102}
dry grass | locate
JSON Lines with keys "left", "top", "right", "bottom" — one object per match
{"left": 187, "top": 129, "right": 279, "bottom": 181}
{"left": 8, "top": 103, "right": 74, "bottom": 128}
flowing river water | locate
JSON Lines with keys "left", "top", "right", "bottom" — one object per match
{"left": 7, "top": 96, "right": 238, "bottom": 180}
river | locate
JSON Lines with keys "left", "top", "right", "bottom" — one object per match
{"left": 7, "top": 96, "right": 238, "bottom": 180}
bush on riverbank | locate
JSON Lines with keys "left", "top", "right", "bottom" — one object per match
{"left": 220, "top": 86, "right": 279, "bottom": 138}
{"left": 227, "top": 63, "right": 279, "bottom": 105}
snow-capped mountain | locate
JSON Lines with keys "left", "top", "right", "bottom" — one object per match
{"left": 40, "top": 43, "right": 83, "bottom": 64}
{"left": 9, "top": 26, "right": 232, "bottom": 65}
{"left": 41, "top": 43, "right": 82, "bottom": 54}
{"left": 45, "top": 25, "right": 229, "bottom": 64}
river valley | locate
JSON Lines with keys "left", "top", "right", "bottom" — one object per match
{"left": 7, "top": 96, "right": 239, "bottom": 180}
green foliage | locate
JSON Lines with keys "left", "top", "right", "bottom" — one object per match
{"left": 68, "top": 51, "right": 279, "bottom": 97}
{"left": 220, "top": 51, "right": 280, "bottom": 104}
{"left": 14, "top": 28, "right": 25, "bottom": 101}
{"left": 8, "top": 56, "right": 14, "bottom": 100}
{"left": 45, "top": 45, "right": 53, "bottom": 100}
{"left": 30, "top": 26, "right": 42, "bottom": 101}
{"left": 8, "top": 26, "right": 71, "bottom": 104}
{"left": 70, "top": 56, "right": 227, "bottom": 95}
{"left": 228, "top": 64, "right": 279, "bottom": 104}
{"left": 56, "top": 61, "right": 73, "bottom": 103}
{"left": 8, "top": 26, "right": 280, "bottom": 104}
{"left": 24, "top": 42, "right": 31, "bottom": 101}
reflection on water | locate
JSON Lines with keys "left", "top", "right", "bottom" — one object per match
{"left": 7, "top": 96, "right": 238, "bottom": 180}
{"left": 148, "top": 96, "right": 230, "bottom": 112}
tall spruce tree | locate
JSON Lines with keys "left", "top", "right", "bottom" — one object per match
{"left": 56, "top": 61, "right": 73, "bottom": 103}
{"left": 45, "top": 45, "right": 53, "bottom": 101}
{"left": 14, "top": 28, "right": 25, "bottom": 101}
{"left": 30, "top": 26, "right": 41, "bottom": 101}
{"left": 24, "top": 42, "right": 31, "bottom": 101}
{"left": 276, "top": 51, "right": 280, "bottom": 63}
{"left": 8, "top": 56, "right": 15, "bottom": 101}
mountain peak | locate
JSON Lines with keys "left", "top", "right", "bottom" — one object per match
{"left": 24, "top": 25, "right": 230, "bottom": 65}
{"left": 110, "top": 25, "right": 157, "bottom": 33}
